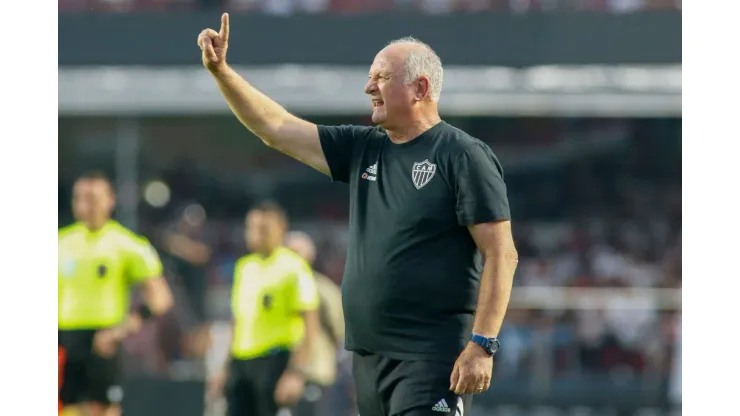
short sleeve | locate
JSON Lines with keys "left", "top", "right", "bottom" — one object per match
{"left": 317, "top": 124, "right": 373, "bottom": 183}
{"left": 454, "top": 142, "right": 511, "bottom": 226}
{"left": 126, "top": 236, "right": 164, "bottom": 284}
{"left": 291, "top": 263, "right": 319, "bottom": 312}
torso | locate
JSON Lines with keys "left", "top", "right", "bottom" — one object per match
{"left": 58, "top": 222, "right": 140, "bottom": 330}
{"left": 341, "top": 121, "right": 487, "bottom": 361}
{"left": 231, "top": 248, "right": 314, "bottom": 360}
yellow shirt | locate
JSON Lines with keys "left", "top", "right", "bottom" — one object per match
{"left": 58, "top": 221, "right": 163, "bottom": 329}
{"left": 231, "top": 247, "right": 319, "bottom": 360}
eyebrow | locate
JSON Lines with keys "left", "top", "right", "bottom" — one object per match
{"left": 369, "top": 71, "right": 391, "bottom": 78}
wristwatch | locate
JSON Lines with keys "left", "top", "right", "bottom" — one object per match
{"left": 471, "top": 334, "right": 500, "bottom": 356}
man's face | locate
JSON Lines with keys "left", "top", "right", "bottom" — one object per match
{"left": 245, "top": 210, "right": 285, "bottom": 253}
{"left": 72, "top": 179, "right": 115, "bottom": 229}
{"left": 364, "top": 46, "right": 416, "bottom": 129}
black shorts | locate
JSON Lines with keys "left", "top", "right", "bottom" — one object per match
{"left": 58, "top": 329, "right": 123, "bottom": 406}
{"left": 226, "top": 349, "right": 291, "bottom": 416}
{"left": 352, "top": 352, "right": 472, "bottom": 416}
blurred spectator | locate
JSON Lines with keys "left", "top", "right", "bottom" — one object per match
{"left": 161, "top": 203, "right": 213, "bottom": 326}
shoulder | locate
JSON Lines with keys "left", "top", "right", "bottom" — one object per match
{"left": 58, "top": 223, "right": 81, "bottom": 242}
{"left": 436, "top": 122, "right": 493, "bottom": 160}
{"left": 105, "top": 222, "right": 151, "bottom": 247}
{"left": 275, "top": 248, "right": 312, "bottom": 273}
{"left": 58, "top": 224, "right": 83, "bottom": 252}
{"left": 318, "top": 124, "right": 386, "bottom": 142}
{"left": 435, "top": 123, "right": 504, "bottom": 178}
{"left": 104, "top": 223, "right": 160, "bottom": 262}
{"left": 234, "top": 254, "right": 257, "bottom": 271}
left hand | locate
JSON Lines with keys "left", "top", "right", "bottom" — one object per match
{"left": 449, "top": 342, "right": 494, "bottom": 395}
{"left": 274, "top": 370, "right": 305, "bottom": 406}
{"left": 93, "top": 328, "right": 124, "bottom": 358}
{"left": 92, "top": 316, "right": 141, "bottom": 358}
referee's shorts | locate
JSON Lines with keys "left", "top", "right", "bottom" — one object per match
{"left": 58, "top": 329, "right": 123, "bottom": 407}
{"left": 226, "top": 348, "right": 291, "bottom": 416}
{"left": 352, "top": 352, "right": 473, "bottom": 416}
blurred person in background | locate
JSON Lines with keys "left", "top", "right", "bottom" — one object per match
{"left": 198, "top": 15, "right": 517, "bottom": 415}
{"left": 160, "top": 203, "right": 214, "bottom": 360}
{"left": 58, "top": 172, "right": 174, "bottom": 416}
{"left": 285, "top": 231, "right": 346, "bottom": 416}
{"left": 208, "top": 202, "right": 320, "bottom": 416}
{"left": 162, "top": 203, "right": 212, "bottom": 322}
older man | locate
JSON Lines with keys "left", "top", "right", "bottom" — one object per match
{"left": 198, "top": 14, "right": 518, "bottom": 416}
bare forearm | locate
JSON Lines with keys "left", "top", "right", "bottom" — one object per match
{"left": 289, "top": 339, "right": 313, "bottom": 370}
{"left": 212, "top": 65, "right": 292, "bottom": 143}
{"left": 221, "top": 322, "right": 235, "bottom": 373}
{"left": 472, "top": 251, "right": 518, "bottom": 337}
{"left": 289, "top": 311, "right": 318, "bottom": 370}
{"left": 143, "top": 278, "right": 174, "bottom": 316}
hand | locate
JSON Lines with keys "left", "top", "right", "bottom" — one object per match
{"left": 207, "top": 370, "right": 228, "bottom": 399}
{"left": 93, "top": 328, "right": 124, "bottom": 358}
{"left": 197, "top": 13, "right": 230, "bottom": 73}
{"left": 274, "top": 371, "right": 305, "bottom": 406}
{"left": 449, "top": 342, "right": 494, "bottom": 395}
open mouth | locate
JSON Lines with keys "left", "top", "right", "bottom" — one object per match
{"left": 372, "top": 99, "right": 384, "bottom": 108}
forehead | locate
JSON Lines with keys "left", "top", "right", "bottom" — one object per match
{"left": 370, "top": 45, "right": 408, "bottom": 74}
{"left": 74, "top": 179, "right": 110, "bottom": 194}
{"left": 246, "top": 210, "right": 281, "bottom": 223}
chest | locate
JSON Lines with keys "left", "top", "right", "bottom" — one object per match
{"left": 349, "top": 140, "right": 457, "bottom": 220}
{"left": 234, "top": 261, "right": 295, "bottom": 303}
{"left": 58, "top": 235, "right": 125, "bottom": 281}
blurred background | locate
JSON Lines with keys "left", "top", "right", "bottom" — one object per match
{"left": 59, "top": 1, "right": 681, "bottom": 416}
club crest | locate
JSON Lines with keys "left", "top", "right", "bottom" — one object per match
{"left": 411, "top": 159, "right": 437, "bottom": 189}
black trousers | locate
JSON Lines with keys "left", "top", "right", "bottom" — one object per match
{"left": 226, "top": 350, "right": 291, "bottom": 416}
{"left": 352, "top": 352, "right": 472, "bottom": 416}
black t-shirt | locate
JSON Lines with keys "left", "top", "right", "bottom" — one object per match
{"left": 318, "top": 121, "right": 511, "bottom": 361}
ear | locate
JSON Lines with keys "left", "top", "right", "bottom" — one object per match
{"left": 414, "top": 76, "right": 431, "bottom": 101}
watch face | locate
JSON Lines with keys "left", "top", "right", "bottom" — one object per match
{"left": 488, "top": 339, "right": 500, "bottom": 355}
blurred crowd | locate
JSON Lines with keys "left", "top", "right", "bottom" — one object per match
{"left": 59, "top": 0, "right": 681, "bottom": 14}
{"left": 59, "top": 116, "right": 681, "bottom": 410}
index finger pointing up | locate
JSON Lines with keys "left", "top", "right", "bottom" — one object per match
{"left": 220, "top": 13, "right": 230, "bottom": 41}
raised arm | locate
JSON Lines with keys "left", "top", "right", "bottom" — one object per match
{"left": 197, "top": 14, "right": 329, "bottom": 175}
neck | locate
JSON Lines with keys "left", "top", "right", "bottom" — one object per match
{"left": 82, "top": 219, "right": 109, "bottom": 232}
{"left": 258, "top": 246, "right": 280, "bottom": 257}
{"left": 386, "top": 111, "right": 441, "bottom": 144}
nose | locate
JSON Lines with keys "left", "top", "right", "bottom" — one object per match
{"left": 364, "top": 79, "right": 377, "bottom": 95}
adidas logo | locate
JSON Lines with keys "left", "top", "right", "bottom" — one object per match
{"left": 432, "top": 398, "right": 451, "bottom": 412}
{"left": 366, "top": 163, "right": 378, "bottom": 175}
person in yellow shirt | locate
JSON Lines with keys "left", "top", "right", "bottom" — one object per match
{"left": 208, "top": 202, "right": 320, "bottom": 416}
{"left": 58, "top": 172, "right": 174, "bottom": 416}
{"left": 285, "top": 231, "right": 346, "bottom": 416}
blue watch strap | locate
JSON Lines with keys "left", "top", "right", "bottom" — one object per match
{"left": 471, "top": 334, "right": 498, "bottom": 355}
{"left": 471, "top": 334, "right": 489, "bottom": 348}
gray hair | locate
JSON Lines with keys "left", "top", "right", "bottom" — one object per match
{"left": 387, "top": 36, "right": 444, "bottom": 102}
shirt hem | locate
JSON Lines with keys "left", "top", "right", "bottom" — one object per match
{"left": 345, "top": 344, "right": 459, "bottom": 363}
